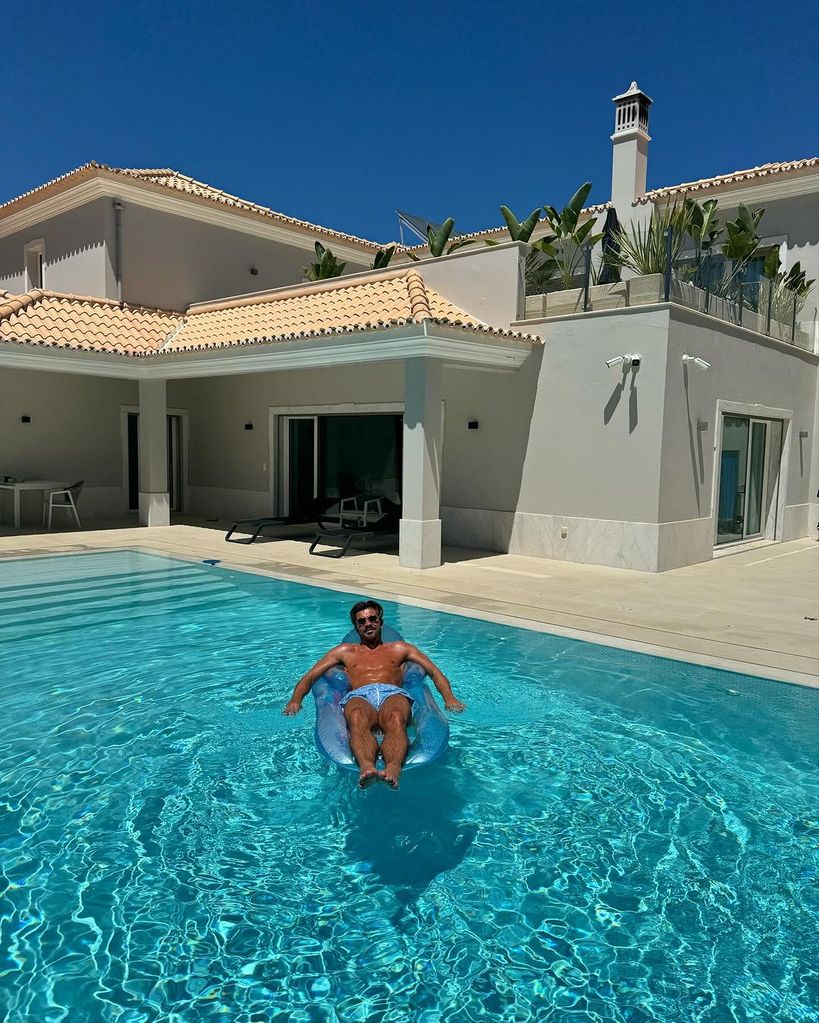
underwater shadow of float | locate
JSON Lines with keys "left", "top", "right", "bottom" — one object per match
{"left": 341, "top": 748, "right": 477, "bottom": 905}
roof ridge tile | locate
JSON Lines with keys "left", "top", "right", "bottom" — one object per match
{"left": 405, "top": 270, "right": 432, "bottom": 320}
{"left": 186, "top": 268, "right": 410, "bottom": 315}
{"left": 638, "top": 156, "right": 818, "bottom": 203}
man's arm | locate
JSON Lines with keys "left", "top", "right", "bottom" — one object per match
{"left": 403, "top": 644, "right": 466, "bottom": 712}
{"left": 283, "top": 646, "right": 347, "bottom": 715}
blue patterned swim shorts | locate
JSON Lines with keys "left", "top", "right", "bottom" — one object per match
{"left": 340, "top": 683, "right": 414, "bottom": 712}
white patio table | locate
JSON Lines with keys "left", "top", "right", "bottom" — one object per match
{"left": 0, "top": 480, "right": 65, "bottom": 529}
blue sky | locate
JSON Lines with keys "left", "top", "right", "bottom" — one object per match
{"left": 3, "top": 0, "right": 818, "bottom": 244}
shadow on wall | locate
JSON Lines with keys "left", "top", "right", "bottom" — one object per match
{"left": 603, "top": 364, "right": 640, "bottom": 434}
{"left": 0, "top": 240, "right": 104, "bottom": 293}
{"left": 683, "top": 364, "right": 706, "bottom": 515}
{"left": 443, "top": 349, "right": 543, "bottom": 551}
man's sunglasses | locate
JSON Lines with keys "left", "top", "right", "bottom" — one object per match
{"left": 356, "top": 615, "right": 381, "bottom": 625}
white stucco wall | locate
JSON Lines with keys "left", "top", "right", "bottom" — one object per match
{"left": 0, "top": 367, "right": 137, "bottom": 521}
{"left": 166, "top": 363, "right": 405, "bottom": 517}
{"left": 120, "top": 204, "right": 371, "bottom": 312}
{"left": 518, "top": 308, "right": 670, "bottom": 521}
{"left": 415, "top": 242, "right": 526, "bottom": 328}
{"left": 446, "top": 302, "right": 819, "bottom": 570}
{"left": 165, "top": 358, "right": 536, "bottom": 520}
{"left": 659, "top": 307, "right": 819, "bottom": 564}
{"left": 0, "top": 199, "right": 114, "bottom": 298}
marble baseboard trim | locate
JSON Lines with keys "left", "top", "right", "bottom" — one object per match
{"left": 783, "top": 503, "right": 811, "bottom": 540}
{"left": 399, "top": 518, "right": 442, "bottom": 569}
{"left": 444, "top": 508, "right": 722, "bottom": 572}
{"left": 442, "top": 506, "right": 819, "bottom": 571}
{"left": 510, "top": 512, "right": 661, "bottom": 571}
{"left": 441, "top": 507, "right": 515, "bottom": 552}
{"left": 656, "top": 517, "right": 715, "bottom": 571}
{"left": 139, "top": 492, "right": 170, "bottom": 527}
{"left": 187, "top": 486, "right": 271, "bottom": 521}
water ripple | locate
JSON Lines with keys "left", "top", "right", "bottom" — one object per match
{"left": 0, "top": 551, "right": 817, "bottom": 1022}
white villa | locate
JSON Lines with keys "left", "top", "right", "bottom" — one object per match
{"left": 1, "top": 84, "right": 817, "bottom": 572}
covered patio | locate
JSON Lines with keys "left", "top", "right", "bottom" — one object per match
{"left": 0, "top": 269, "right": 536, "bottom": 569}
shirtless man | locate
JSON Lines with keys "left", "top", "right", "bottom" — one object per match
{"left": 283, "top": 599, "right": 466, "bottom": 789}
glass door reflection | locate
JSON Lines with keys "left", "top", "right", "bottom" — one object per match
{"left": 716, "top": 415, "right": 775, "bottom": 545}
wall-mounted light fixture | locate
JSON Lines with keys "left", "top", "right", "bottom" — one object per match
{"left": 605, "top": 353, "right": 641, "bottom": 370}
{"left": 467, "top": 420, "right": 479, "bottom": 430}
{"left": 21, "top": 415, "right": 31, "bottom": 423}
{"left": 682, "top": 354, "right": 710, "bottom": 371}
{"left": 800, "top": 430, "right": 809, "bottom": 438}
{"left": 244, "top": 423, "right": 254, "bottom": 431}
{"left": 249, "top": 266, "right": 259, "bottom": 276}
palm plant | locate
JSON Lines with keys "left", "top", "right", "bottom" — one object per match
{"left": 499, "top": 205, "right": 542, "bottom": 243}
{"left": 524, "top": 250, "right": 558, "bottom": 295}
{"left": 610, "top": 201, "right": 691, "bottom": 277}
{"left": 718, "top": 204, "right": 765, "bottom": 299}
{"left": 684, "top": 198, "right": 721, "bottom": 289}
{"left": 303, "top": 241, "right": 347, "bottom": 281}
{"left": 371, "top": 246, "right": 395, "bottom": 270}
{"left": 531, "top": 183, "right": 604, "bottom": 289}
{"left": 407, "top": 219, "right": 474, "bottom": 260}
{"left": 761, "top": 247, "right": 815, "bottom": 336}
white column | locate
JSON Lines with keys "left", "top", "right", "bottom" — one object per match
{"left": 138, "top": 378, "right": 169, "bottom": 526}
{"left": 400, "top": 357, "right": 443, "bottom": 569}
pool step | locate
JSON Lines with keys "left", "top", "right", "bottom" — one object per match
{"left": 0, "top": 560, "right": 245, "bottom": 643}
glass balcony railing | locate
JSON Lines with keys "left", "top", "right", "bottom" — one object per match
{"left": 523, "top": 255, "right": 817, "bottom": 353}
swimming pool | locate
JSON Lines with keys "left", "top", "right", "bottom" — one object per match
{"left": 1, "top": 549, "right": 816, "bottom": 1022}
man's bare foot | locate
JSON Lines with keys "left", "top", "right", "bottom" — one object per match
{"left": 381, "top": 766, "right": 401, "bottom": 790}
{"left": 358, "top": 768, "right": 379, "bottom": 790}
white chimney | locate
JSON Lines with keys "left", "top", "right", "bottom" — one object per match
{"left": 610, "top": 82, "right": 652, "bottom": 218}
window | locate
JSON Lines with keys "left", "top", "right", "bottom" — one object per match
{"left": 24, "top": 239, "right": 45, "bottom": 290}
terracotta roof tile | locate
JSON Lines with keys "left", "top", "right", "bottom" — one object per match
{"left": 0, "top": 290, "right": 180, "bottom": 354}
{"left": 0, "top": 162, "right": 383, "bottom": 251}
{"left": 637, "top": 158, "right": 819, "bottom": 203}
{"left": 162, "top": 270, "right": 536, "bottom": 353}
{"left": 0, "top": 272, "right": 540, "bottom": 359}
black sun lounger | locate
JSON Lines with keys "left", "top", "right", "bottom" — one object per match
{"left": 225, "top": 498, "right": 338, "bottom": 544}
{"left": 309, "top": 526, "right": 376, "bottom": 558}
{"left": 308, "top": 498, "right": 401, "bottom": 558}
{"left": 225, "top": 516, "right": 293, "bottom": 544}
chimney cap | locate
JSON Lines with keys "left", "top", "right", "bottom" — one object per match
{"left": 612, "top": 81, "right": 653, "bottom": 105}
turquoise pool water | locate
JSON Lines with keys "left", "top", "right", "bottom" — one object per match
{"left": 1, "top": 550, "right": 817, "bottom": 1023}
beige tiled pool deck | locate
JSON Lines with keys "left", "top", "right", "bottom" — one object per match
{"left": 1, "top": 521, "right": 817, "bottom": 687}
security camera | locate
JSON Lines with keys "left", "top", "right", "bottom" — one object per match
{"left": 606, "top": 353, "right": 642, "bottom": 370}
{"left": 682, "top": 354, "right": 710, "bottom": 371}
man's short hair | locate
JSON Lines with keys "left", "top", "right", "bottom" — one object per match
{"left": 350, "top": 599, "right": 384, "bottom": 625}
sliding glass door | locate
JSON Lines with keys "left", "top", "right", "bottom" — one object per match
{"left": 283, "top": 416, "right": 318, "bottom": 518}
{"left": 716, "top": 415, "right": 782, "bottom": 545}
{"left": 280, "top": 413, "right": 402, "bottom": 516}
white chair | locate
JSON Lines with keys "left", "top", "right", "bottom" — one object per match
{"left": 44, "top": 480, "right": 84, "bottom": 530}
{"left": 339, "top": 493, "right": 382, "bottom": 527}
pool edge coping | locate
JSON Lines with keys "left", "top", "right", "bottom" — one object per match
{"left": 3, "top": 542, "right": 816, "bottom": 689}
{"left": 126, "top": 544, "right": 819, "bottom": 690}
